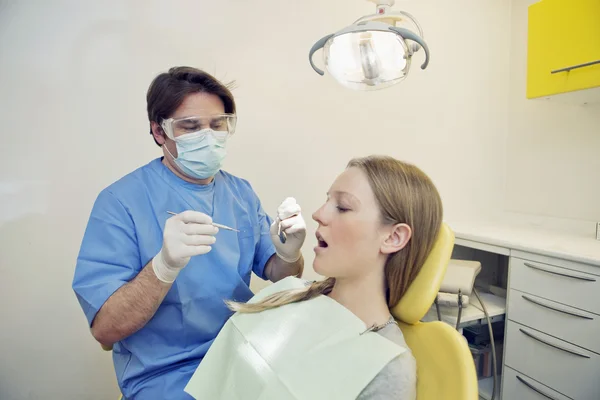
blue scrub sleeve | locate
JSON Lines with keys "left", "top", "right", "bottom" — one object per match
{"left": 72, "top": 189, "right": 141, "bottom": 327}
{"left": 252, "top": 197, "right": 276, "bottom": 280}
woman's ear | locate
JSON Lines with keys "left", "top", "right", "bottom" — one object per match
{"left": 151, "top": 121, "right": 167, "bottom": 146}
{"left": 381, "top": 223, "right": 412, "bottom": 254}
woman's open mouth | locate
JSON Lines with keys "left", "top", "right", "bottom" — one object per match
{"left": 316, "top": 232, "right": 328, "bottom": 249}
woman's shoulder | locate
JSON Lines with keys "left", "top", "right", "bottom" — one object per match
{"left": 357, "top": 324, "right": 417, "bottom": 400}
{"left": 377, "top": 323, "right": 407, "bottom": 344}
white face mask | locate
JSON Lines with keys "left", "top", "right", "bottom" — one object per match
{"left": 164, "top": 129, "right": 227, "bottom": 180}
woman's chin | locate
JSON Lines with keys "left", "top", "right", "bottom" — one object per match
{"left": 312, "top": 258, "right": 326, "bottom": 277}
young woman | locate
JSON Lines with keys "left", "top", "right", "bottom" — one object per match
{"left": 185, "top": 155, "right": 443, "bottom": 400}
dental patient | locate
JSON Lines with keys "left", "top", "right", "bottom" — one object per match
{"left": 185, "top": 155, "right": 443, "bottom": 400}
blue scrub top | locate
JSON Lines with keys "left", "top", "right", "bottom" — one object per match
{"left": 72, "top": 158, "right": 276, "bottom": 399}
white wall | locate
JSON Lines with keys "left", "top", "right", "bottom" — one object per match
{"left": 506, "top": 0, "right": 600, "bottom": 225}
{"left": 0, "top": 1, "right": 511, "bottom": 398}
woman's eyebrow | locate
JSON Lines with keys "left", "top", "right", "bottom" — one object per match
{"left": 330, "top": 190, "right": 361, "bottom": 207}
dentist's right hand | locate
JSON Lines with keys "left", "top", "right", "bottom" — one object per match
{"left": 152, "top": 211, "right": 219, "bottom": 283}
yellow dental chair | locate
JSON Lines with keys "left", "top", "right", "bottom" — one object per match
{"left": 391, "top": 223, "right": 478, "bottom": 400}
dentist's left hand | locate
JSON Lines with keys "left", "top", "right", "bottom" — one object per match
{"left": 270, "top": 197, "right": 306, "bottom": 263}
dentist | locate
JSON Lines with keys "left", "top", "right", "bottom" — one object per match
{"left": 72, "top": 66, "right": 305, "bottom": 400}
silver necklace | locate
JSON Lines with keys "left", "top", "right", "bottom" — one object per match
{"left": 360, "top": 315, "right": 398, "bottom": 335}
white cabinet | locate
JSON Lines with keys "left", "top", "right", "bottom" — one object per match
{"left": 504, "top": 252, "right": 600, "bottom": 399}
{"left": 508, "top": 289, "right": 600, "bottom": 354}
{"left": 450, "top": 226, "right": 600, "bottom": 400}
{"left": 502, "top": 366, "right": 571, "bottom": 400}
{"left": 509, "top": 257, "right": 600, "bottom": 314}
{"left": 504, "top": 321, "right": 600, "bottom": 399}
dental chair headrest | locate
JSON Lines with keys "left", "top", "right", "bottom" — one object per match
{"left": 391, "top": 223, "right": 455, "bottom": 324}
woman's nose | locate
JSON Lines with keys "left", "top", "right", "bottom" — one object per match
{"left": 312, "top": 204, "right": 325, "bottom": 224}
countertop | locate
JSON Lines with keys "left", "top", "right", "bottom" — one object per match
{"left": 448, "top": 219, "right": 600, "bottom": 267}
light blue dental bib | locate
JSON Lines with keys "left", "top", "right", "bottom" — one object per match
{"left": 185, "top": 277, "right": 406, "bottom": 400}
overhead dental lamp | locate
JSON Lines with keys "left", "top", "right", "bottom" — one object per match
{"left": 309, "top": 0, "right": 430, "bottom": 90}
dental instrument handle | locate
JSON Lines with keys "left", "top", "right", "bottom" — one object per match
{"left": 166, "top": 211, "right": 239, "bottom": 232}
{"left": 212, "top": 222, "right": 240, "bottom": 233}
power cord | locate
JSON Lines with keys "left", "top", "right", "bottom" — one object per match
{"left": 433, "top": 288, "right": 497, "bottom": 399}
{"left": 473, "top": 287, "right": 497, "bottom": 400}
{"left": 456, "top": 290, "right": 463, "bottom": 330}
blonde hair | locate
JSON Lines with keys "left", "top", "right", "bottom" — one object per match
{"left": 227, "top": 155, "right": 443, "bottom": 314}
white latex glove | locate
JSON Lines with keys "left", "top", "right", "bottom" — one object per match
{"left": 152, "top": 211, "right": 218, "bottom": 283}
{"left": 269, "top": 197, "right": 306, "bottom": 263}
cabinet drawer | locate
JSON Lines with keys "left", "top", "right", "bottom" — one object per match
{"left": 508, "top": 289, "right": 600, "bottom": 354}
{"left": 509, "top": 257, "right": 600, "bottom": 314}
{"left": 505, "top": 321, "right": 600, "bottom": 400}
{"left": 502, "top": 366, "right": 571, "bottom": 400}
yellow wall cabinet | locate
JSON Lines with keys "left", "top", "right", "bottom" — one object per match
{"left": 527, "top": 0, "right": 600, "bottom": 102}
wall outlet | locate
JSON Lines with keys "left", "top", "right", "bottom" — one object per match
{"left": 597, "top": 222, "right": 600, "bottom": 241}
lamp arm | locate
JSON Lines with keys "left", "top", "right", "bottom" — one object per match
{"left": 308, "top": 34, "right": 334, "bottom": 75}
{"left": 354, "top": 11, "right": 423, "bottom": 39}
{"left": 388, "top": 26, "right": 430, "bottom": 69}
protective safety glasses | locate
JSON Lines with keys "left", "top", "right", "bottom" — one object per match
{"left": 161, "top": 114, "right": 237, "bottom": 141}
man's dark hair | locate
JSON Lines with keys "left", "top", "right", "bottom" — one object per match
{"left": 147, "top": 66, "right": 236, "bottom": 146}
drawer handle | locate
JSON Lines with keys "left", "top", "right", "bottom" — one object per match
{"left": 551, "top": 59, "right": 600, "bottom": 74}
{"left": 519, "top": 328, "right": 590, "bottom": 359}
{"left": 523, "top": 262, "right": 596, "bottom": 282}
{"left": 516, "top": 375, "right": 561, "bottom": 400}
{"left": 521, "top": 295, "right": 594, "bottom": 320}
